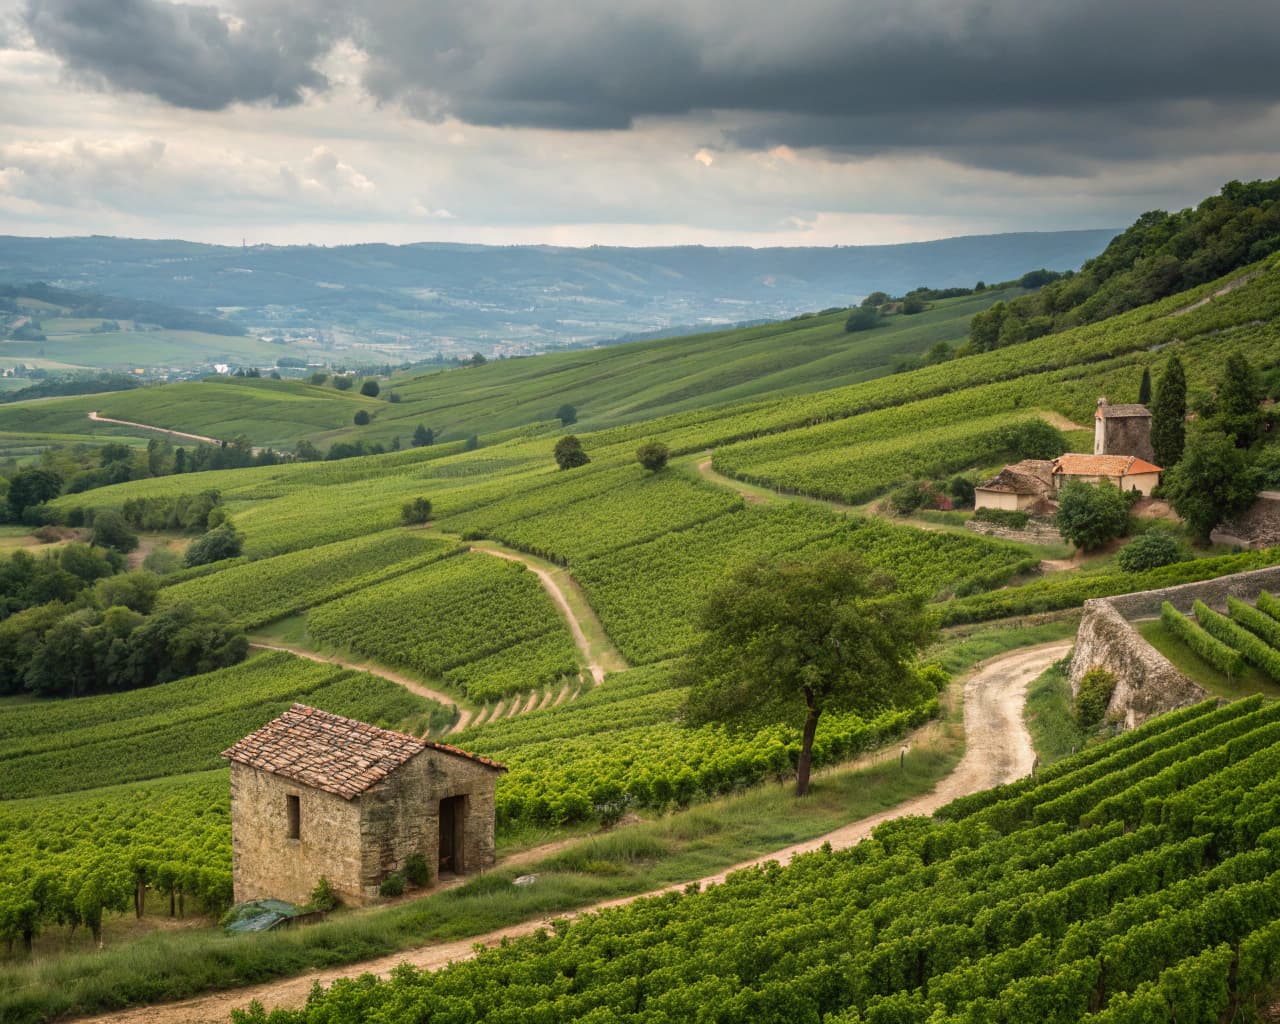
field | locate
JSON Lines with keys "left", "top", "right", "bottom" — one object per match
{"left": 1, "top": 255, "right": 1279, "bottom": 1015}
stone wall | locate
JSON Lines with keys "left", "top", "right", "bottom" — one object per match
{"left": 356, "top": 749, "right": 500, "bottom": 902}
{"left": 1069, "top": 600, "right": 1205, "bottom": 728}
{"left": 1098, "top": 416, "right": 1155, "bottom": 462}
{"left": 229, "top": 762, "right": 363, "bottom": 907}
{"left": 1103, "top": 564, "right": 1280, "bottom": 619}
{"left": 965, "top": 518, "right": 1063, "bottom": 545}
{"left": 1211, "top": 492, "right": 1280, "bottom": 549}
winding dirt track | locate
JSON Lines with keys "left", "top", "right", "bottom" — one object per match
{"left": 75, "top": 640, "right": 1068, "bottom": 1024}
{"left": 88, "top": 411, "right": 225, "bottom": 446}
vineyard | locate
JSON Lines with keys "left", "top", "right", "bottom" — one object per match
{"left": 1159, "top": 591, "right": 1280, "bottom": 683}
{"left": 0, "top": 652, "right": 439, "bottom": 946}
{"left": 237, "top": 697, "right": 1280, "bottom": 1024}
{"left": 305, "top": 553, "right": 582, "bottom": 702}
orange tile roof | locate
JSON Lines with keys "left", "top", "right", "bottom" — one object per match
{"left": 222, "top": 704, "right": 505, "bottom": 799}
{"left": 1052, "top": 454, "right": 1162, "bottom": 476}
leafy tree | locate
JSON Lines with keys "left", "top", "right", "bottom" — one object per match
{"left": 6, "top": 467, "right": 61, "bottom": 517}
{"left": 554, "top": 435, "right": 589, "bottom": 470}
{"left": 295, "top": 439, "right": 322, "bottom": 462}
{"left": 387, "top": 391, "right": 402, "bottom": 403}
{"left": 89, "top": 510, "right": 138, "bottom": 554}
{"left": 1151, "top": 354, "right": 1187, "bottom": 467}
{"left": 684, "top": 552, "right": 937, "bottom": 796}
{"left": 359, "top": 379, "right": 380, "bottom": 398}
{"left": 309, "top": 372, "right": 328, "bottom": 386}
{"left": 1163, "top": 427, "right": 1259, "bottom": 543}
{"left": 333, "top": 375, "right": 354, "bottom": 391}
{"left": 470, "top": 352, "right": 487, "bottom": 366}
{"left": 1055, "top": 480, "right": 1130, "bottom": 551}
{"left": 464, "top": 433, "right": 480, "bottom": 451}
{"left": 1115, "top": 529, "right": 1187, "bottom": 572}
{"left": 1216, "top": 350, "right": 1263, "bottom": 447}
{"left": 860, "top": 291, "right": 890, "bottom": 308}
{"left": 184, "top": 523, "right": 244, "bottom": 567}
{"left": 844, "top": 307, "right": 879, "bottom": 333}
{"left": 353, "top": 410, "right": 371, "bottom": 426}
{"left": 412, "top": 424, "right": 434, "bottom": 447}
{"left": 1138, "top": 367, "right": 1152, "bottom": 405}
{"left": 556, "top": 403, "right": 578, "bottom": 426}
{"left": 636, "top": 441, "right": 670, "bottom": 472}
{"left": 1000, "top": 418, "right": 1064, "bottom": 461}
{"left": 901, "top": 295, "right": 926, "bottom": 315}
{"left": 401, "top": 497, "right": 432, "bottom": 524}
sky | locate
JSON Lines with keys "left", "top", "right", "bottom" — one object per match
{"left": 1, "top": 0, "right": 1278, "bottom": 248}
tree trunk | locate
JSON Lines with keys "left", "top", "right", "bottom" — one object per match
{"left": 795, "top": 696, "right": 820, "bottom": 797}
{"left": 135, "top": 880, "right": 145, "bottom": 919}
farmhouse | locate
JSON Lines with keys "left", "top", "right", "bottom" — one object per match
{"left": 1051, "top": 453, "right": 1162, "bottom": 495}
{"left": 973, "top": 458, "right": 1056, "bottom": 511}
{"left": 1094, "top": 397, "right": 1155, "bottom": 461}
{"left": 221, "top": 704, "right": 506, "bottom": 907}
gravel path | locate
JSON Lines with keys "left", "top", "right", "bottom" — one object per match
{"left": 75, "top": 640, "right": 1068, "bottom": 1024}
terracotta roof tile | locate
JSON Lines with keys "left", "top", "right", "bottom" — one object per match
{"left": 221, "top": 704, "right": 506, "bottom": 799}
{"left": 1052, "top": 454, "right": 1162, "bottom": 477}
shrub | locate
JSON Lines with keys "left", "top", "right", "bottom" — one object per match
{"left": 378, "top": 872, "right": 405, "bottom": 898}
{"left": 887, "top": 480, "right": 938, "bottom": 516}
{"left": 845, "top": 307, "right": 879, "bottom": 332}
{"left": 360, "top": 379, "right": 380, "bottom": 398}
{"left": 353, "top": 410, "right": 371, "bottom": 426}
{"left": 636, "top": 441, "right": 670, "bottom": 472}
{"left": 554, "top": 435, "right": 589, "bottom": 470}
{"left": 973, "top": 507, "right": 1031, "bottom": 529}
{"left": 184, "top": 523, "right": 244, "bottom": 567}
{"left": 308, "top": 876, "right": 338, "bottom": 911}
{"left": 404, "top": 854, "right": 431, "bottom": 888}
{"left": 1055, "top": 480, "right": 1129, "bottom": 551}
{"left": 333, "top": 375, "right": 354, "bottom": 391}
{"left": 1074, "top": 667, "right": 1117, "bottom": 728}
{"left": 401, "top": 497, "right": 432, "bottom": 525}
{"left": 1115, "top": 529, "right": 1186, "bottom": 572}
{"left": 89, "top": 509, "right": 139, "bottom": 554}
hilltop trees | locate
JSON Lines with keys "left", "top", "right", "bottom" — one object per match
{"left": 684, "top": 552, "right": 937, "bottom": 797}
{"left": 554, "top": 435, "right": 590, "bottom": 470}
{"left": 1150, "top": 354, "right": 1187, "bottom": 467}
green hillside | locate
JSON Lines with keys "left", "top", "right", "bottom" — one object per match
{"left": 0, "top": 286, "right": 1022, "bottom": 449}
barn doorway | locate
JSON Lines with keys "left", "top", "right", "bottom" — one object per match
{"left": 438, "top": 795, "right": 467, "bottom": 875}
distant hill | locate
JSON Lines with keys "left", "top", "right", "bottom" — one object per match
{"left": 0, "top": 282, "right": 245, "bottom": 337}
{"left": 0, "top": 231, "right": 1117, "bottom": 356}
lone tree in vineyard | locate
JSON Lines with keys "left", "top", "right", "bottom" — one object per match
{"left": 553, "top": 435, "right": 590, "bottom": 470}
{"left": 684, "top": 552, "right": 937, "bottom": 797}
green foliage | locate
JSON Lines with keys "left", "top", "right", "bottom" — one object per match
{"left": 307, "top": 877, "right": 338, "bottom": 912}
{"left": 635, "top": 440, "right": 670, "bottom": 472}
{"left": 359, "top": 379, "right": 380, "bottom": 398}
{"left": 6, "top": 466, "right": 61, "bottom": 517}
{"left": 553, "top": 434, "right": 589, "bottom": 470}
{"left": 1074, "top": 667, "right": 1117, "bottom": 727}
{"left": 378, "top": 873, "right": 405, "bottom": 898}
{"left": 89, "top": 508, "right": 138, "bottom": 553}
{"left": 401, "top": 496, "right": 432, "bottom": 524}
{"left": 683, "top": 551, "right": 937, "bottom": 795}
{"left": 403, "top": 854, "right": 431, "bottom": 888}
{"left": 184, "top": 522, "right": 244, "bottom": 567}
{"left": 1215, "top": 350, "right": 1264, "bottom": 446}
{"left": 119, "top": 490, "right": 222, "bottom": 531}
{"left": 1163, "top": 427, "right": 1259, "bottom": 542}
{"left": 1162, "top": 602, "right": 1246, "bottom": 678}
{"left": 1195, "top": 599, "right": 1280, "bottom": 682}
{"left": 412, "top": 424, "right": 434, "bottom": 447}
{"left": 1138, "top": 367, "right": 1152, "bottom": 405}
{"left": 353, "top": 409, "right": 371, "bottom": 426}
{"left": 226, "top": 696, "right": 1280, "bottom": 1024}
{"left": 555, "top": 403, "right": 577, "bottom": 426}
{"left": 845, "top": 306, "right": 880, "bottom": 332}
{"left": 974, "top": 507, "right": 1031, "bottom": 529}
{"left": 1115, "top": 529, "right": 1186, "bottom": 572}
{"left": 333, "top": 375, "right": 354, "bottom": 391}
{"left": 1055, "top": 480, "right": 1130, "bottom": 551}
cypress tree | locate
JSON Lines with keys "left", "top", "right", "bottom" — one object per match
{"left": 1151, "top": 354, "right": 1187, "bottom": 468}
{"left": 1138, "top": 367, "right": 1152, "bottom": 405}
{"left": 1217, "top": 350, "right": 1263, "bottom": 447}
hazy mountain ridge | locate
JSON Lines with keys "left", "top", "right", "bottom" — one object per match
{"left": 0, "top": 231, "right": 1117, "bottom": 356}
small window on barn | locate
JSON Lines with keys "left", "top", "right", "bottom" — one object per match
{"left": 286, "top": 794, "right": 301, "bottom": 840}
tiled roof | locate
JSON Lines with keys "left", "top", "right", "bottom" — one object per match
{"left": 976, "top": 460, "right": 1055, "bottom": 495}
{"left": 1096, "top": 403, "right": 1151, "bottom": 419}
{"left": 222, "top": 704, "right": 505, "bottom": 799}
{"left": 1053, "top": 454, "right": 1162, "bottom": 477}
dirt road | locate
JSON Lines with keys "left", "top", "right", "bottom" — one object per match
{"left": 77, "top": 640, "right": 1067, "bottom": 1024}
{"left": 87, "top": 412, "right": 264, "bottom": 455}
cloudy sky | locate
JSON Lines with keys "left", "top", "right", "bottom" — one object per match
{"left": 2, "top": 0, "right": 1278, "bottom": 247}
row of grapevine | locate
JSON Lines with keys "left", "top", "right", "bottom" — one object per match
{"left": 156, "top": 529, "right": 461, "bottom": 628}
{"left": 1195, "top": 599, "right": 1280, "bottom": 680}
{"left": 1162, "top": 602, "right": 1246, "bottom": 675}
{"left": 306, "top": 552, "right": 581, "bottom": 700}
{"left": 234, "top": 690, "right": 1280, "bottom": 1023}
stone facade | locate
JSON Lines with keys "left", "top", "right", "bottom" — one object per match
{"left": 1094, "top": 398, "right": 1155, "bottom": 462}
{"left": 223, "top": 704, "right": 505, "bottom": 908}
{"left": 1069, "top": 564, "right": 1280, "bottom": 727}
{"left": 965, "top": 517, "right": 1063, "bottom": 544}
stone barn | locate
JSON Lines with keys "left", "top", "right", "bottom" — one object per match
{"left": 221, "top": 704, "right": 506, "bottom": 907}
{"left": 1094, "top": 397, "right": 1155, "bottom": 462}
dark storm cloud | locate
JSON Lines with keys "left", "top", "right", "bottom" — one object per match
{"left": 24, "top": 0, "right": 336, "bottom": 109}
{"left": 21, "top": 0, "right": 1280, "bottom": 168}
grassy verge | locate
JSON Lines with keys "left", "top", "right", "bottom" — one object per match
{"left": 932, "top": 614, "right": 1080, "bottom": 675}
{"left": 0, "top": 705, "right": 963, "bottom": 1023}
{"left": 1137, "top": 619, "right": 1280, "bottom": 700}
{"left": 1023, "top": 658, "right": 1085, "bottom": 767}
